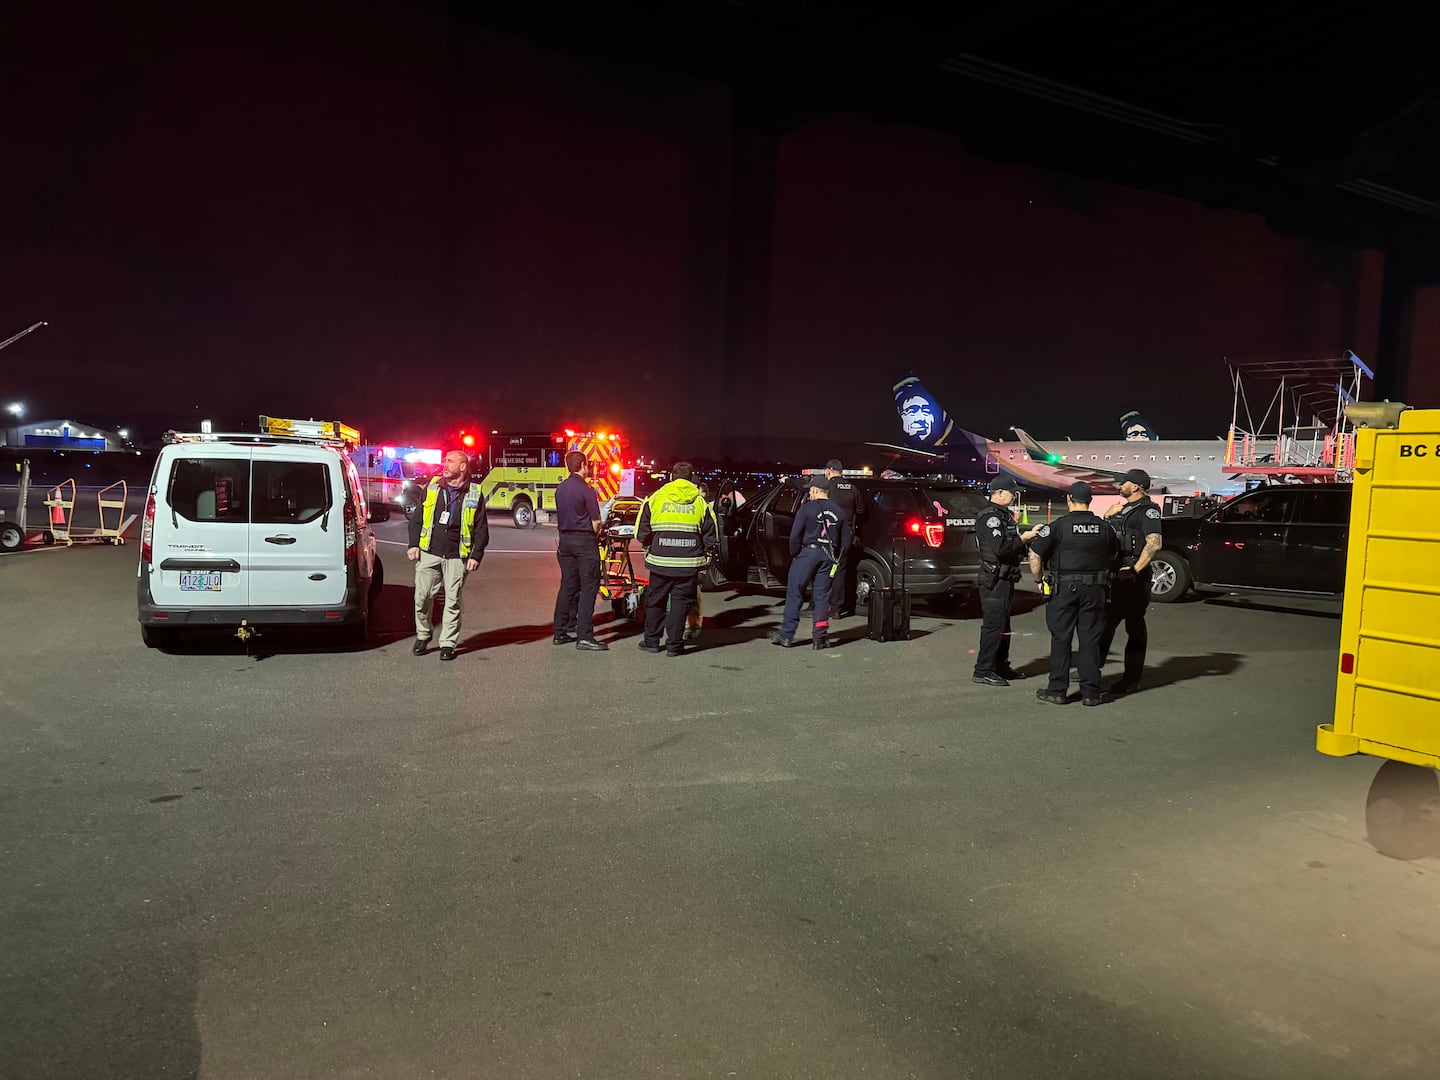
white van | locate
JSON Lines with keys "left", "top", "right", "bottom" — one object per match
{"left": 137, "top": 431, "right": 382, "bottom": 649}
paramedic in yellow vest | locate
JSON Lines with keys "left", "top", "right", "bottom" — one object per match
{"left": 407, "top": 449, "right": 490, "bottom": 661}
{"left": 635, "top": 461, "right": 718, "bottom": 656}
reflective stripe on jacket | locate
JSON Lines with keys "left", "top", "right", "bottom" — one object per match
{"left": 419, "top": 479, "right": 485, "bottom": 559}
{"left": 638, "top": 480, "right": 716, "bottom": 572}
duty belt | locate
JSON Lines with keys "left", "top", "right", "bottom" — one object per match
{"left": 1055, "top": 570, "right": 1110, "bottom": 586}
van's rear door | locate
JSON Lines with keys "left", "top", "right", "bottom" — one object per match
{"left": 150, "top": 449, "right": 253, "bottom": 608}
{"left": 247, "top": 447, "right": 346, "bottom": 607}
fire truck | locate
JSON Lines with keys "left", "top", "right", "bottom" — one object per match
{"left": 474, "top": 430, "right": 626, "bottom": 528}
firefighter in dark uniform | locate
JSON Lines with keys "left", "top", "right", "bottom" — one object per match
{"left": 770, "top": 477, "right": 851, "bottom": 649}
{"left": 1029, "top": 481, "right": 1120, "bottom": 706}
{"left": 973, "top": 475, "right": 1037, "bottom": 686}
{"left": 823, "top": 459, "right": 861, "bottom": 617}
{"left": 1100, "top": 468, "right": 1164, "bottom": 694}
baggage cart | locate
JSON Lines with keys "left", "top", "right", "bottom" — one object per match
{"left": 1, "top": 459, "right": 33, "bottom": 552}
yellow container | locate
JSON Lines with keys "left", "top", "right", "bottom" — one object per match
{"left": 1317, "top": 406, "right": 1440, "bottom": 858}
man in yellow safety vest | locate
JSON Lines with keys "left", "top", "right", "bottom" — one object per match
{"left": 635, "top": 461, "right": 717, "bottom": 656}
{"left": 407, "top": 449, "right": 489, "bottom": 660}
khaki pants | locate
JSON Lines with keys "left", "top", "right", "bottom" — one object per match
{"left": 414, "top": 551, "right": 468, "bottom": 648}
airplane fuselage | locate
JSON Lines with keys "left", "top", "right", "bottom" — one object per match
{"left": 946, "top": 431, "right": 1273, "bottom": 496}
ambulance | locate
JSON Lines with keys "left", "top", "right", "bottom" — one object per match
{"left": 474, "top": 429, "right": 626, "bottom": 528}
{"left": 350, "top": 444, "right": 443, "bottom": 520}
{"left": 136, "top": 415, "right": 382, "bottom": 649}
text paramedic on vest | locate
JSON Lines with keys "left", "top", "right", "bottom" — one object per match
{"left": 1028, "top": 481, "right": 1121, "bottom": 707}
{"left": 770, "top": 475, "right": 851, "bottom": 650}
{"left": 1099, "top": 467, "right": 1163, "bottom": 695}
{"left": 635, "top": 461, "right": 718, "bottom": 657}
{"left": 407, "top": 449, "right": 490, "bottom": 661}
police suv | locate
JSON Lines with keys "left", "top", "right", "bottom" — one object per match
{"left": 136, "top": 416, "right": 382, "bottom": 649}
{"left": 712, "top": 476, "right": 989, "bottom": 608}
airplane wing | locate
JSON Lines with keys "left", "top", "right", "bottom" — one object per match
{"left": 1010, "top": 428, "right": 1134, "bottom": 486}
{"left": 864, "top": 440, "right": 948, "bottom": 462}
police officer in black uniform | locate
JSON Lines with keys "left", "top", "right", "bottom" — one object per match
{"left": 1100, "top": 468, "right": 1164, "bottom": 694}
{"left": 973, "top": 475, "right": 1036, "bottom": 686}
{"left": 1029, "top": 481, "right": 1120, "bottom": 706}
{"left": 824, "top": 459, "right": 861, "bottom": 616}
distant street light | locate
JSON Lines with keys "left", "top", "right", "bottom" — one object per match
{"left": 118, "top": 428, "right": 129, "bottom": 439}
{"left": 6, "top": 402, "right": 23, "bottom": 418}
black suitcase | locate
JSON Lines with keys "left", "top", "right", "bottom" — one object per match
{"left": 867, "top": 539, "right": 912, "bottom": 642}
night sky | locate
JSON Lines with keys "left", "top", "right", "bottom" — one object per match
{"left": 4, "top": 3, "right": 1436, "bottom": 464}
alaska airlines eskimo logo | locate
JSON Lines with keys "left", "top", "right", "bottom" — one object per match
{"left": 892, "top": 374, "right": 953, "bottom": 448}
{"left": 900, "top": 394, "right": 937, "bottom": 441}
{"left": 1120, "top": 410, "right": 1159, "bottom": 442}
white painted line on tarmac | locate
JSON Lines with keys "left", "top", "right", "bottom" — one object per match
{"left": 375, "top": 537, "right": 552, "bottom": 554}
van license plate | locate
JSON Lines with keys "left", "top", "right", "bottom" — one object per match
{"left": 179, "top": 571, "right": 222, "bottom": 592}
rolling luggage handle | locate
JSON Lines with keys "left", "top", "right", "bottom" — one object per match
{"left": 892, "top": 535, "right": 907, "bottom": 594}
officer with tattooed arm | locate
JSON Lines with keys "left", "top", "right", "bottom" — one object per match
{"left": 1100, "top": 468, "right": 1163, "bottom": 694}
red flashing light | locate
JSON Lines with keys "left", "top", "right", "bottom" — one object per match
{"left": 461, "top": 434, "right": 475, "bottom": 448}
{"left": 609, "top": 462, "right": 622, "bottom": 475}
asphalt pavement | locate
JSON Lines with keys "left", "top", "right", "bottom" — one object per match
{"left": 2, "top": 518, "right": 1437, "bottom": 1079}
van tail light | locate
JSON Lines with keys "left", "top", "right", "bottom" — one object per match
{"left": 904, "top": 518, "right": 945, "bottom": 548}
{"left": 141, "top": 493, "right": 156, "bottom": 563}
{"left": 343, "top": 497, "right": 357, "bottom": 564}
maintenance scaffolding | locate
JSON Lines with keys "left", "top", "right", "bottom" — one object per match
{"left": 1222, "top": 350, "right": 1375, "bottom": 484}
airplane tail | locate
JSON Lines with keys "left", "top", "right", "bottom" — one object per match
{"left": 892, "top": 373, "right": 954, "bottom": 449}
{"left": 1119, "top": 410, "right": 1159, "bottom": 441}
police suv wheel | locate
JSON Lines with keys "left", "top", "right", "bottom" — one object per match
{"left": 1366, "top": 761, "right": 1440, "bottom": 861}
{"left": 854, "top": 558, "right": 886, "bottom": 611}
{"left": 1149, "top": 551, "right": 1190, "bottom": 603}
{"left": 512, "top": 499, "right": 535, "bottom": 529}
{"left": 0, "top": 522, "right": 22, "bottom": 553}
